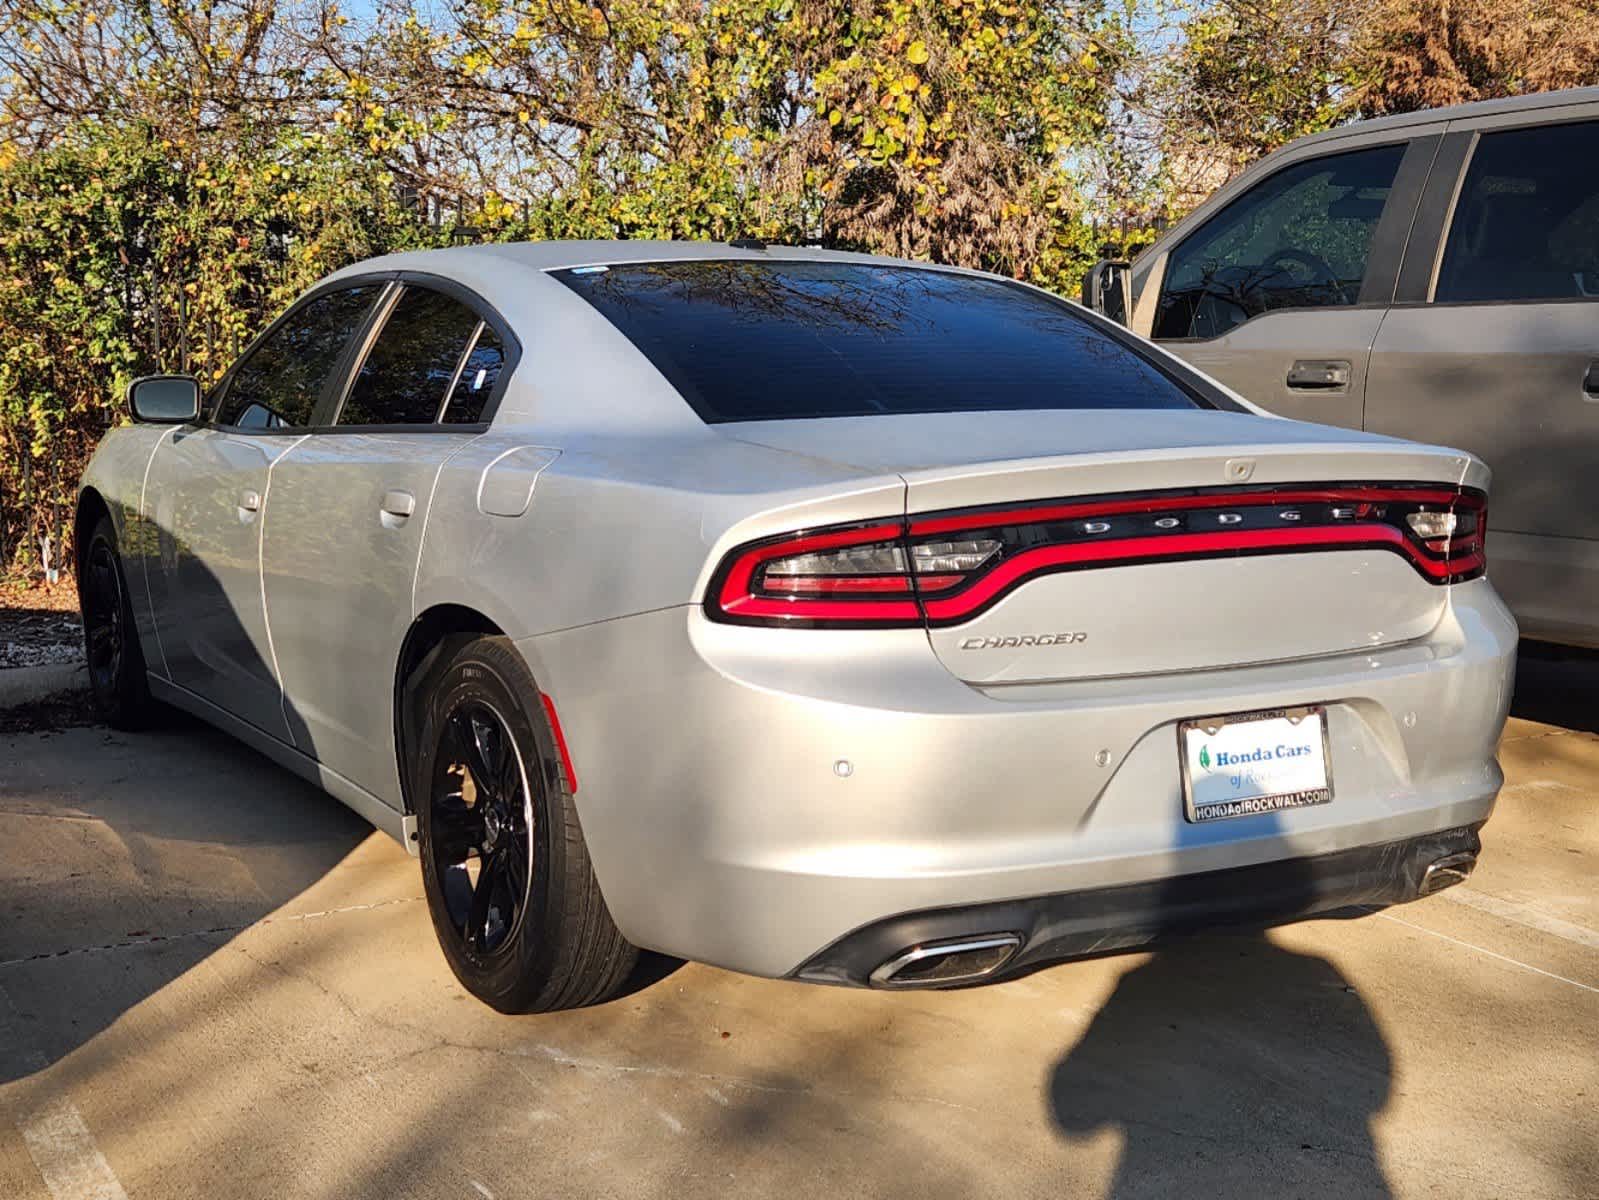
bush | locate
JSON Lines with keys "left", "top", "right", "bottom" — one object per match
{"left": 0, "top": 119, "right": 442, "bottom": 569}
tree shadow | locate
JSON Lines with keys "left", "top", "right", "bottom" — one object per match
{"left": 1047, "top": 841, "right": 1394, "bottom": 1198}
{"left": 0, "top": 709, "right": 371, "bottom": 1088}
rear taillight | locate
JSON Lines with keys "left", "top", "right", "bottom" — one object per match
{"left": 711, "top": 522, "right": 922, "bottom": 625}
{"left": 706, "top": 484, "right": 1487, "bottom": 628}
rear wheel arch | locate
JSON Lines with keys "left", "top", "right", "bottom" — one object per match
{"left": 394, "top": 604, "right": 508, "bottom": 816}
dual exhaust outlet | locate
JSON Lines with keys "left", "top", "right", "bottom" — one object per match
{"left": 869, "top": 850, "right": 1478, "bottom": 988}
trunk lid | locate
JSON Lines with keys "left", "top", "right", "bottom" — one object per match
{"left": 728, "top": 410, "right": 1486, "bottom": 684}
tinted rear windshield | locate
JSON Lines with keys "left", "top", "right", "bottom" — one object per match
{"left": 555, "top": 260, "right": 1207, "bottom": 422}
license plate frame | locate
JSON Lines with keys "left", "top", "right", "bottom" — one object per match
{"left": 1178, "top": 704, "right": 1334, "bottom": 824}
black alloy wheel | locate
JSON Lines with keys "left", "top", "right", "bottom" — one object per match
{"left": 428, "top": 700, "right": 535, "bottom": 958}
{"left": 78, "top": 515, "right": 152, "bottom": 728}
{"left": 82, "top": 537, "right": 126, "bottom": 693}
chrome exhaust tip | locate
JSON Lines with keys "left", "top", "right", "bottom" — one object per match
{"left": 1419, "top": 851, "right": 1477, "bottom": 896}
{"left": 869, "top": 934, "right": 1022, "bottom": 989}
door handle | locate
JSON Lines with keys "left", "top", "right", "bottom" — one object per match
{"left": 1584, "top": 360, "right": 1599, "bottom": 398}
{"left": 237, "top": 489, "right": 261, "bottom": 515}
{"left": 1286, "top": 360, "right": 1351, "bottom": 391}
{"left": 380, "top": 489, "right": 415, "bottom": 526}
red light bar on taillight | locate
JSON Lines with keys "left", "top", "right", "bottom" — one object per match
{"left": 705, "top": 484, "right": 1487, "bottom": 628}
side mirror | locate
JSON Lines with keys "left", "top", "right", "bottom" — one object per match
{"left": 1081, "top": 259, "right": 1132, "bottom": 326}
{"left": 128, "top": 374, "right": 200, "bottom": 424}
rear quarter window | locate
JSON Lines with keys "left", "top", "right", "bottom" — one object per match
{"left": 556, "top": 260, "right": 1209, "bottom": 422}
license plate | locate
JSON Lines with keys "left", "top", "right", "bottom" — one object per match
{"left": 1179, "top": 705, "right": 1333, "bottom": 823}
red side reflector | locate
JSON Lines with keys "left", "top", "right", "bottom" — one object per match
{"left": 540, "top": 693, "right": 579, "bottom": 794}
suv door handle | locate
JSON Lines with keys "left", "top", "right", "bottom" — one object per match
{"left": 380, "top": 489, "right": 415, "bottom": 527}
{"left": 1286, "top": 360, "right": 1351, "bottom": 391}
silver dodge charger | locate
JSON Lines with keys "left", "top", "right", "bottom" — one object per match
{"left": 76, "top": 241, "right": 1516, "bottom": 1012}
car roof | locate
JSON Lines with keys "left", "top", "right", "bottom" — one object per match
{"left": 324, "top": 239, "right": 938, "bottom": 282}
{"left": 1274, "top": 85, "right": 1599, "bottom": 153}
{"left": 1130, "top": 86, "right": 1599, "bottom": 281}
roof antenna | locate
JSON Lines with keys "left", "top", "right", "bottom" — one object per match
{"left": 729, "top": 237, "right": 767, "bottom": 250}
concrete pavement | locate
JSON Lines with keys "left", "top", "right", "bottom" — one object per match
{"left": 1, "top": 659, "right": 1596, "bottom": 1200}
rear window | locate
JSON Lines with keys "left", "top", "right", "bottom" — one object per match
{"left": 556, "top": 260, "right": 1206, "bottom": 422}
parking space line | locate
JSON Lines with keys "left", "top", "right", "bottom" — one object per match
{"left": 1442, "top": 888, "right": 1599, "bottom": 952}
{"left": 1374, "top": 912, "right": 1599, "bottom": 996}
{"left": 17, "top": 1097, "right": 129, "bottom": 1200}
{"left": 0, "top": 981, "right": 129, "bottom": 1200}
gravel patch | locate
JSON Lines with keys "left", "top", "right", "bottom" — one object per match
{"left": 1, "top": 575, "right": 84, "bottom": 669}
{"left": 0, "top": 613, "right": 84, "bottom": 668}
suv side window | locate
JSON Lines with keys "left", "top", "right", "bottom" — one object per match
{"left": 215, "top": 286, "right": 379, "bottom": 429}
{"left": 1154, "top": 144, "right": 1406, "bottom": 340}
{"left": 1435, "top": 120, "right": 1599, "bottom": 303}
{"left": 338, "top": 286, "right": 487, "bottom": 426}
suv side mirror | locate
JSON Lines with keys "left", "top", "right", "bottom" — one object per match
{"left": 1082, "top": 259, "right": 1132, "bottom": 326}
{"left": 128, "top": 374, "right": 200, "bottom": 424}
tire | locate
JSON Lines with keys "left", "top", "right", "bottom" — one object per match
{"left": 78, "top": 514, "right": 153, "bottom": 730}
{"left": 412, "top": 635, "right": 637, "bottom": 1012}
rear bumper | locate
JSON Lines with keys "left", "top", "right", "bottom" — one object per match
{"left": 795, "top": 824, "right": 1483, "bottom": 987}
{"left": 519, "top": 577, "right": 1516, "bottom": 979}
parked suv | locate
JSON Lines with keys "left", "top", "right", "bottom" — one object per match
{"left": 1085, "top": 87, "right": 1599, "bottom": 647}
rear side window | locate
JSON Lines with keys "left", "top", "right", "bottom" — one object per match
{"left": 1154, "top": 144, "right": 1406, "bottom": 340}
{"left": 216, "top": 286, "right": 378, "bottom": 429}
{"left": 1435, "top": 120, "right": 1599, "bottom": 303}
{"left": 339, "top": 287, "right": 487, "bottom": 426}
{"left": 556, "top": 261, "right": 1204, "bottom": 422}
{"left": 442, "top": 325, "right": 505, "bottom": 424}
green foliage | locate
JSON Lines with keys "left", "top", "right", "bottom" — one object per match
{"left": 355, "top": 0, "right": 1127, "bottom": 276}
{"left": 1151, "top": 0, "right": 1370, "bottom": 194}
{"left": 0, "top": 116, "right": 439, "bottom": 564}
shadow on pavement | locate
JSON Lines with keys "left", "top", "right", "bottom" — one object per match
{"left": 1048, "top": 840, "right": 1394, "bottom": 1198}
{"left": 1049, "top": 933, "right": 1393, "bottom": 1198}
{"left": 0, "top": 709, "right": 371, "bottom": 1087}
